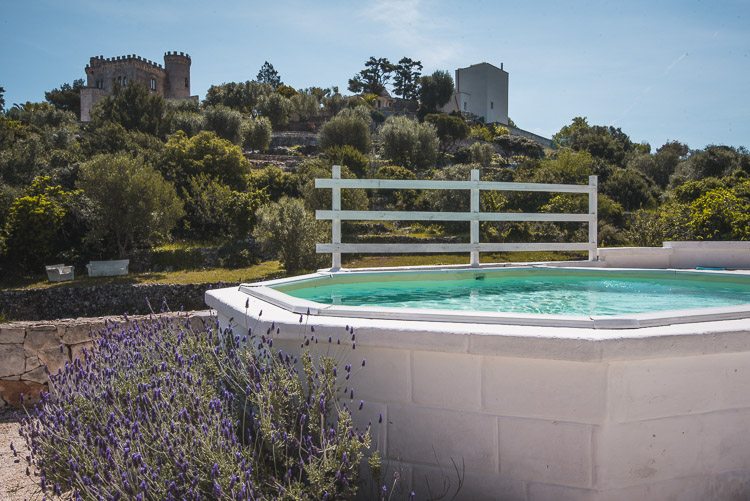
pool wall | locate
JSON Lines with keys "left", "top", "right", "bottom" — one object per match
{"left": 206, "top": 284, "right": 750, "bottom": 500}
{"left": 597, "top": 241, "right": 750, "bottom": 269}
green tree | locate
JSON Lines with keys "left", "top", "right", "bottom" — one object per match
{"left": 0, "top": 86, "right": 5, "bottom": 113}
{"left": 568, "top": 124, "right": 635, "bottom": 167}
{"left": 670, "top": 145, "right": 750, "bottom": 186}
{"left": 425, "top": 113, "right": 469, "bottom": 151}
{"left": 348, "top": 57, "right": 394, "bottom": 95}
{"left": 44, "top": 79, "right": 85, "bottom": 119}
{"left": 169, "top": 110, "right": 205, "bottom": 137}
{"left": 552, "top": 117, "right": 589, "bottom": 147}
{"left": 418, "top": 70, "right": 454, "bottom": 115}
{"left": 253, "top": 196, "right": 328, "bottom": 273}
{"left": 378, "top": 116, "right": 439, "bottom": 171}
{"left": 392, "top": 57, "right": 423, "bottom": 99}
{"left": 78, "top": 153, "right": 183, "bottom": 257}
{"left": 164, "top": 131, "right": 251, "bottom": 191}
{"left": 242, "top": 116, "right": 272, "bottom": 152}
{"left": 2, "top": 176, "right": 82, "bottom": 270}
{"left": 688, "top": 185, "right": 750, "bottom": 240}
{"left": 494, "top": 134, "right": 544, "bottom": 161}
{"left": 203, "top": 105, "right": 244, "bottom": 144}
{"left": 203, "top": 81, "right": 273, "bottom": 114}
{"left": 323, "top": 145, "right": 370, "bottom": 178}
{"left": 601, "top": 167, "right": 658, "bottom": 211}
{"left": 289, "top": 92, "right": 319, "bottom": 122}
{"left": 318, "top": 112, "right": 371, "bottom": 154}
{"left": 256, "top": 61, "right": 282, "bottom": 89}
{"left": 257, "top": 92, "right": 290, "bottom": 129}
{"left": 246, "top": 165, "right": 298, "bottom": 202}
{"left": 90, "top": 83, "right": 170, "bottom": 137}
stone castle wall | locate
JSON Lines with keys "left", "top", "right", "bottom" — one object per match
{"left": 0, "top": 311, "right": 213, "bottom": 408}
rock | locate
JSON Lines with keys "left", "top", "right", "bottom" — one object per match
{"left": 0, "top": 327, "right": 25, "bottom": 344}
{"left": 0, "top": 345, "right": 25, "bottom": 378}
{"left": 24, "top": 325, "right": 62, "bottom": 353}
{"left": 0, "top": 380, "right": 47, "bottom": 407}
{"left": 37, "top": 347, "right": 68, "bottom": 376}
{"left": 70, "top": 342, "right": 94, "bottom": 362}
{"left": 22, "top": 366, "right": 48, "bottom": 385}
{"left": 62, "top": 324, "right": 94, "bottom": 345}
{"left": 25, "top": 356, "right": 41, "bottom": 372}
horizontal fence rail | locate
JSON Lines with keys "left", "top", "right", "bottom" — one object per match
{"left": 315, "top": 165, "right": 598, "bottom": 269}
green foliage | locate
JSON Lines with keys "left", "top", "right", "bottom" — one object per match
{"left": 242, "top": 116, "right": 272, "bottom": 152}
{"left": 2, "top": 176, "right": 81, "bottom": 270}
{"left": 257, "top": 92, "right": 290, "bottom": 129}
{"left": 202, "top": 105, "right": 244, "bottom": 144}
{"left": 178, "top": 174, "right": 267, "bottom": 243}
{"left": 0, "top": 85, "right": 4, "bottom": 112}
{"left": 688, "top": 184, "right": 750, "bottom": 240}
{"left": 425, "top": 113, "right": 469, "bottom": 151}
{"left": 253, "top": 196, "right": 328, "bottom": 272}
{"left": 90, "top": 83, "right": 170, "bottom": 137}
{"left": 601, "top": 167, "right": 658, "bottom": 211}
{"left": 470, "top": 142, "right": 495, "bottom": 167}
{"left": 78, "top": 153, "right": 184, "bottom": 257}
{"left": 203, "top": 80, "right": 273, "bottom": 114}
{"left": 552, "top": 116, "right": 589, "bottom": 147}
{"left": 246, "top": 165, "right": 299, "bottom": 202}
{"left": 256, "top": 60, "right": 282, "bottom": 89}
{"left": 6, "top": 101, "right": 78, "bottom": 129}
{"left": 348, "top": 57, "right": 394, "bottom": 95}
{"left": 378, "top": 115, "right": 439, "bottom": 172}
{"left": 318, "top": 112, "right": 371, "bottom": 154}
{"left": 418, "top": 70, "right": 454, "bottom": 114}
{"left": 392, "top": 57, "right": 423, "bottom": 99}
{"left": 276, "top": 84, "right": 298, "bottom": 98}
{"left": 494, "top": 134, "right": 545, "bottom": 162}
{"left": 670, "top": 145, "right": 750, "bottom": 186}
{"left": 568, "top": 124, "right": 636, "bottom": 167}
{"left": 169, "top": 110, "right": 205, "bottom": 137}
{"left": 165, "top": 131, "right": 251, "bottom": 191}
{"left": 323, "top": 145, "right": 370, "bottom": 178}
{"left": 468, "top": 123, "right": 507, "bottom": 143}
{"left": 289, "top": 92, "right": 319, "bottom": 122}
{"left": 297, "top": 160, "right": 369, "bottom": 212}
{"left": 375, "top": 165, "right": 419, "bottom": 210}
{"left": 44, "top": 79, "right": 85, "bottom": 119}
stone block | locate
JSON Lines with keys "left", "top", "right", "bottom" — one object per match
{"left": 0, "top": 326, "right": 25, "bottom": 344}
{"left": 387, "top": 404, "right": 498, "bottom": 474}
{"left": 62, "top": 324, "right": 94, "bottom": 345}
{"left": 38, "top": 347, "right": 69, "bottom": 375}
{"left": 483, "top": 356, "right": 606, "bottom": 424}
{"left": 499, "top": 417, "right": 593, "bottom": 488}
{"left": 607, "top": 352, "right": 750, "bottom": 422}
{"left": 0, "top": 379, "right": 47, "bottom": 407}
{"left": 0, "top": 345, "right": 25, "bottom": 378}
{"left": 595, "top": 414, "right": 708, "bottom": 489}
{"left": 24, "top": 324, "right": 62, "bottom": 353}
{"left": 412, "top": 351, "right": 482, "bottom": 411}
{"left": 22, "top": 366, "right": 48, "bottom": 384}
{"left": 71, "top": 342, "right": 94, "bottom": 362}
{"left": 337, "top": 346, "right": 411, "bottom": 404}
{"left": 25, "top": 356, "right": 41, "bottom": 372}
{"left": 412, "top": 464, "right": 526, "bottom": 501}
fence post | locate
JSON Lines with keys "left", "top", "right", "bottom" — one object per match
{"left": 332, "top": 165, "right": 342, "bottom": 270}
{"left": 588, "top": 175, "right": 598, "bottom": 261}
{"left": 470, "top": 169, "right": 480, "bottom": 267}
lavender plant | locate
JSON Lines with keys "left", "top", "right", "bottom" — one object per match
{"left": 18, "top": 313, "right": 376, "bottom": 500}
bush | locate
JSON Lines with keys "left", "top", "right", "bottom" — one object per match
{"left": 19, "top": 314, "right": 374, "bottom": 499}
{"left": 203, "top": 105, "right": 244, "bottom": 145}
{"left": 253, "top": 196, "right": 329, "bottom": 273}
{"left": 257, "top": 93, "right": 291, "bottom": 129}
{"left": 318, "top": 112, "right": 371, "bottom": 154}
{"left": 324, "top": 145, "right": 370, "bottom": 178}
{"left": 242, "top": 116, "right": 272, "bottom": 152}
{"left": 378, "top": 116, "right": 438, "bottom": 172}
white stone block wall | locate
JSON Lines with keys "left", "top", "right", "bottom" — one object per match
{"left": 206, "top": 285, "right": 750, "bottom": 500}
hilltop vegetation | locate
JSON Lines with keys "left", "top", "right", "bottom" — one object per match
{"left": 1, "top": 61, "right": 748, "bottom": 281}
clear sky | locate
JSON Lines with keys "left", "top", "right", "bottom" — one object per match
{"left": 2, "top": 0, "right": 748, "bottom": 151}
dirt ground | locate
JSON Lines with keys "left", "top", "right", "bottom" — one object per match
{"left": 0, "top": 406, "right": 44, "bottom": 501}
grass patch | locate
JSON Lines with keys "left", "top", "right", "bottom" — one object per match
{"left": 0, "top": 261, "right": 284, "bottom": 291}
{"left": 343, "top": 251, "right": 588, "bottom": 269}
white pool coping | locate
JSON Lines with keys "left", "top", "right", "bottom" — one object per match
{"left": 236, "top": 265, "right": 750, "bottom": 330}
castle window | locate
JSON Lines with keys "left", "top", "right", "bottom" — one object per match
{"left": 150, "top": 78, "right": 156, "bottom": 91}
{"left": 185, "top": 78, "right": 189, "bottom": 89}
{"left": 117, "top": 76, "right": 122, "bottom": 84}
{"left": 490, "top": 101, "right": 494, "bottom": 110}
{"left": 463, "top": 102, "right": 467, "bottom": 111}
{"left": 123, "top": 76, "right": 127, "bottom": 86}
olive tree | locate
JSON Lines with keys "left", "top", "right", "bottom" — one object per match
{"left": 78, "top": 153, "right": 184, "bottom": 257}
{"left": 378, "top": 115, "right": 438, "bottom": 171}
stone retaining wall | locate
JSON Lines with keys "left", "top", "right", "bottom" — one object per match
{"left": 0, "top": 311, "right": 213, "bottom": 407}
{"left": 0, "top": 282, "right": 237, "bottom": 321}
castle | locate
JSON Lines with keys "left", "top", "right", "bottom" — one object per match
{"left": 79, "top": 51, "right": 192, "bottom": 121}
{"left": 442, "top": 62, "right": 509, "bottom": 125}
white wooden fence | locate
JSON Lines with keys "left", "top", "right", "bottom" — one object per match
{"left": 316, "top": 165, "right": 598, "bottom": 270}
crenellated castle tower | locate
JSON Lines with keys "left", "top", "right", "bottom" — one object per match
{"left": 80, "top": 51, "right": 192, "bottom": 121}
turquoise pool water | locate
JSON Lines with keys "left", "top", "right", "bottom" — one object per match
{"left": 277, "top": 271, "right": 750, "bottom": 316}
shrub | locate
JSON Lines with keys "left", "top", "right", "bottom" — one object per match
{"left": 318, "top": 112, "right": 371, "bottom": 154}
{"left": 378, "top": 116, "right": 438, "bottom": 172}
{"left": 324, "top": 145, "right": 370, "bottom": 178}
{"left": 242, "top": 116, "right": 272, "bottom": 153}
{"left": 203, "top": 105, "right": 244, "bottom": 145}
{"left": 19, "top": 314, "right": 374, "bottom": 500}
{"left": 253, "top": 196, "right": 329, "bottom": 273}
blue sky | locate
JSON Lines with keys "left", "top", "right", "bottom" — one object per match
{"left": 2, "top": 0, "right": 748, "bottom": 151}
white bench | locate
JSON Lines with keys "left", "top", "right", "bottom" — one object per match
{"left": 45, "top": 264, "right": 75, "bottom": 282}
{"left": 86, "top": 259, "right": 129, "bottom": 277}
